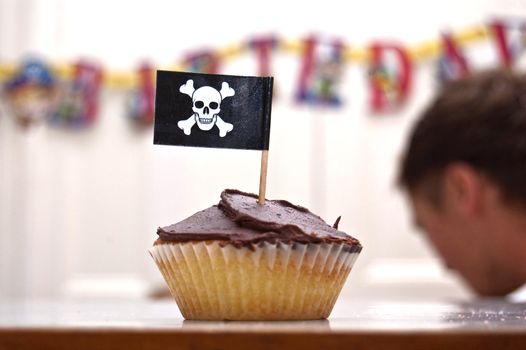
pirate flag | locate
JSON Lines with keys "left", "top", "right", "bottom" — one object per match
{"left": 154, "top": 71, "right": 273, "bottom": 150}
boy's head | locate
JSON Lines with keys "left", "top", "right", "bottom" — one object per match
{"left": 398, "top": 69, "right": 526, "bottom": 295}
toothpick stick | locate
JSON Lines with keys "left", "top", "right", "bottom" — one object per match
{"left": 258, "top": 150, "right": 269, "bottom": 205}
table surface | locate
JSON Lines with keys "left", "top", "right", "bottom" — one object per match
{"left": 1, "top": 298, "right": 526, "bottom": 349}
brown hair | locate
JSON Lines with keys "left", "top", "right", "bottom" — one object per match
{"left": 398, "top": 69, "right": 526, "bottom": 204}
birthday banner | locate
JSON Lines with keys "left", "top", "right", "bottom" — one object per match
{"left": 1, "top": 19, "right": 525, "bottom": 129}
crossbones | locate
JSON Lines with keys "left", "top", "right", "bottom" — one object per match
{"left": 177, "top": 79, "right": 235, "bottom": 137}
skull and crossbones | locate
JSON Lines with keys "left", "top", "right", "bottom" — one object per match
{"left": 177, "top": 79, "right": 235, "bottom": 137}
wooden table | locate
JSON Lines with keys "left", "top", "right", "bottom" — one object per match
{"left": 1, "top": 298, "right": 525, "bottom": 349}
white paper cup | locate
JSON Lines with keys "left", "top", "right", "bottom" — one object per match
{"left": 150, "top": 240, "right": 360, "bottom": 320}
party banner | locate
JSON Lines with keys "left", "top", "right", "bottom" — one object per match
{"left": 368, "top": 42, "right": 412, "bottom": 113}
{"left": 50, "top": 60, "right": 102, "bottom": 128}
{"left": 437, "top": 32, "right": 470, "bottom": 83}
{"left": 183, "top": 50, "right": 220, "bottom": 74}
{"left": 489, "top": 19, "right": 526, "bottom": 68}
{"left": 3, "top": 59, "right": 57, "bottom": 128}
{"left": 296, "top": 36, "right": 345, "bottom": 107}
{"left": 248, "top": 35, "right": 279, "bottom": 76}
{"left": 128, "top": 62, "right": 155, "bottom": 127}
{"left": 1, "top": 18, "right": 526, "bottom": 130}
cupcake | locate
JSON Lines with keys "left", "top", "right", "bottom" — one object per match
{"left": 149, "top": 189, "right": 362, "bottom": 320}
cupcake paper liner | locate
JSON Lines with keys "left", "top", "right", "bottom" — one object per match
{"left": 149, "top": 241, "right": 359, "bottom": 320}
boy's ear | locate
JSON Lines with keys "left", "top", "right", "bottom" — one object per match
{"left": 443, "top": 162, "right": 484, "bottom": 216}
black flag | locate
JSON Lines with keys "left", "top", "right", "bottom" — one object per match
{"left": 154, "top": 71, "right": 273, "bottom": 150}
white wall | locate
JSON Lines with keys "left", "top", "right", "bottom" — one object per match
{"left": 1, "top": 0, "right": 525, "bottom": 300}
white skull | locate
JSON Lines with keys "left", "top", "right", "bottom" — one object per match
{"left": 192, "top": 86, "right": 221, "bottom": 131}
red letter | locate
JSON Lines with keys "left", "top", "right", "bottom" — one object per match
{"left": 368, "top": 42, "right": 412, "bottom": 113}
{"left": 249, "top": 36, "right": 278, "bottom": 76}
{"left": 440, "top": 32, "right": 470, "bottom": 79}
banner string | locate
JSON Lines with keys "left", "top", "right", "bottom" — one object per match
{"left": 0, "top": 24, "right": 491, "bottom": 89}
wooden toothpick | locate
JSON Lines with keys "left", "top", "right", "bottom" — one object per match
{"left": 258, "top": 150, "right": 269, "bottom": 205}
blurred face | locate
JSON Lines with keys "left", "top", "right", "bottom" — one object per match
{"left": 412, "top": 193, "right": 471, "bottom": 268}
{"left": 409, "top": 191, "right": 498, "bottom": 295}
{"left": 406, "top": 165, "right": 526, "bottom": 296}
{"left": 409, "top": 164, "right": 526, "bottom": 296}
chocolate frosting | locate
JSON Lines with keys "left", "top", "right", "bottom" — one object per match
{"left": 157, "top": 189, "right": 361, "bottom": 250}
